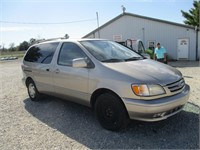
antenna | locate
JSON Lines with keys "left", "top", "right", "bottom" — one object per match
{"left": 121, "top": 5, "right": 126, "bottom": 14}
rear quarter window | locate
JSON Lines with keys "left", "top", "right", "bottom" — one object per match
{"left": 24, "top": 42, "right": 59, "bottom": 64}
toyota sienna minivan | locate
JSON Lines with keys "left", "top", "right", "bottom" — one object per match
{"left": 21, "top": 39, "right": 190, "bottom": 131}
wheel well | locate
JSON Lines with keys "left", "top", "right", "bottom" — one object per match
{"left": 90, "top": 88, "right": 126, "bottom": 111}
{"left": 25, "top": 77, "right": 33, "bottom": 87}
{"left": 90, "top": 88, "right": 129, "bottom": 118}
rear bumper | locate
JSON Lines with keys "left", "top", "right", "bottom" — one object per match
{"left": 122, "top": 84, "right": 190, "bottom": 121}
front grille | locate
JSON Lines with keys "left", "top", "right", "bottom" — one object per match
{"left": 166, "top": 78, "right": 185, "bottom": 93}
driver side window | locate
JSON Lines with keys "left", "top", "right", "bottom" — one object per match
{"left": 58, "top": 42, "right": 87, "bottom": 66}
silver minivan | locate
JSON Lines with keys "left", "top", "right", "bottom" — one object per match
{"left": 21, "top": 39, "right": 190, "bottom": 131}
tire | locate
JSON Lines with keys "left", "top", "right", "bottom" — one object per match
{"left": 95, "top": 93, "right": 129, "bottom": 131}
{"left": 27, "top": 80, "right": 41, "bottom": 101}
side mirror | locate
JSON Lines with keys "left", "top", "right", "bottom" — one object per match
{"left": 72, "top": 58, "right": 87, "bottom": 68}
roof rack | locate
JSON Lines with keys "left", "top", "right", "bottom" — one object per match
{"left": 36, "top": 37, "right": 67, "bottom": 43}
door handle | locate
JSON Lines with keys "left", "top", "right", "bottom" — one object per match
{"left": 46, "top": 68, "right": 50, "bottom": 71}
{"left": 55, "top": 69, "right": 60, "bottom": 73}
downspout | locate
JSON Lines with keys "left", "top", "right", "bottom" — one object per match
{"left": 197, "top": 3, "right": 200, "bottom": 61}
{"left": 199, "top": 4, "right": 200, "bottom": 61}
{"left": 142, "top": 27, "right": 145, "bottom": 47}
{"left": 197, "top": 30, "right": 199, "bottom": 61}
{"left": 195, "top": 26, "right": 199, "bottom": 61}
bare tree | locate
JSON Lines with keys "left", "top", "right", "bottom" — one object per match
{"left": 0, "top": 45, "right": 2, "bottom": 55}
{"left": 9, "top": 43, "right": 15, "bottom": 51}
{"left": 1, "top": 43, "right": 5, "bottom": 51}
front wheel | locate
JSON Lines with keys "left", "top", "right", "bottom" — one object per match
{"left": 95, "top": 93, "right": 129, "bottom": 131}
{"left": 27, "top": 80, "right": 41, "bottom": 101}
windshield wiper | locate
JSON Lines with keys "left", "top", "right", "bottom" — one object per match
{"left": 102, "top": 58, "right": 125, "bottom": 62}
{"left": 125, "top": 57, "right": 143, "bottom": 61}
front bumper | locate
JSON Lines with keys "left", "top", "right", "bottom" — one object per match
{"left": 122, "top": 84, "right": 190, "bottom": 121}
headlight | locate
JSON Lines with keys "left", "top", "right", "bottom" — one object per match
{"left": 131, "top": 84, "right": 165, "bottom": 96}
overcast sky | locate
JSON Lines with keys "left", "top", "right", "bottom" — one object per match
{"left": 0, "top": 0, "right": 193, "bottom": 48}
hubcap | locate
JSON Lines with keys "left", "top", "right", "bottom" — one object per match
{"left": 105, "top": 107, "right": 114, "bottom": 118}
{"left": 28, "top": 83, "right": 36, "bottom": 98}
{"left": 103, "top": 106, "right": 115, "bottom": 120}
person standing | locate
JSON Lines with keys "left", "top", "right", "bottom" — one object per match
{"left": 153, "top": 43, "right": 167, "bottom": 64}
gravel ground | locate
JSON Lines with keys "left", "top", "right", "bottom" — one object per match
{"left": 0, "top": 59, "right": 199, "bottom": 149}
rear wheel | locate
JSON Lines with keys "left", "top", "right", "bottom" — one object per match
{"left": 27, "top": 80, "right": 41, "bottom": 101}
{"left": 95, "top": 93, "right": 129, "bottom": 131}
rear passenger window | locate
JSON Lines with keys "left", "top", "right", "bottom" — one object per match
{"left": 24, "top": 42, "right": 59, "bottom": 64}
{"left": 58, "top": 42, "right": 87, "bottom": 66}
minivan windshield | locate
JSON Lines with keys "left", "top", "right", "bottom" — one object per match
{"left": 80, "top": 40, "right": 143, "bottom": 62}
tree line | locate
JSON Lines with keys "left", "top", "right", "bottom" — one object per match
{"left": 0, "top": 34, "right": 70, "bottom": 52}
{"left": 0, "top": 38, "right": 44, "bottom": 52}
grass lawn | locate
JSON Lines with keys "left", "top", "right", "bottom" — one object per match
{"left": 0, "top": 51, "right": 26, "bottom": 58}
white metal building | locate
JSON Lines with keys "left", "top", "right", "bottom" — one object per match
{"left": 83, "top": 13, "right": 199, "bottom": 61}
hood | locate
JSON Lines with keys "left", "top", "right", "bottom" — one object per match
{"left": 102, "top": 59, "right": 182, "bottom": 85}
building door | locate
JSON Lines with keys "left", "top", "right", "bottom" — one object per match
{"left": 177, "top": 38, "right": 189, "bottom": 59}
